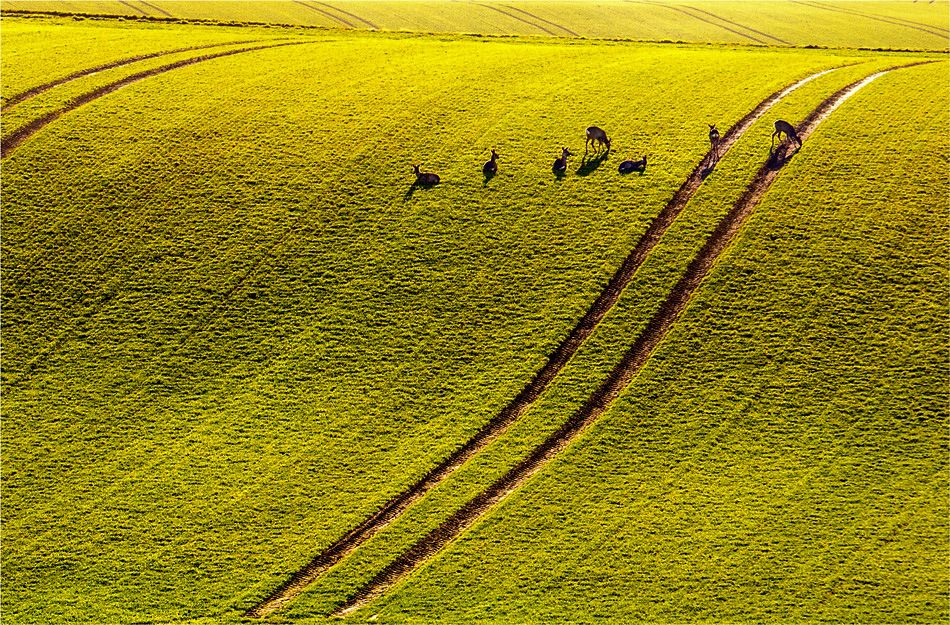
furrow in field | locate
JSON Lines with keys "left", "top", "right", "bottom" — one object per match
{"left": 311, "top": 1, "right": 379, "bottom": 29}
{"left": 682, "top": 4, "right": 792, "bottom": 45}
{"left": 2, "top": 40, "right": 264, "bottom": 111}
{"left": 627, "top": 0, "right": 766, "bottom": 45}
{"left": 1, "top": 41, "right": 310, "bottom": 160}
{"left": 329, "top": 59, "right": 936, "bottom": 618}
{"left": 473, "top": 3, "right": 558, "bottom": 36}
{"left": 242, "top": 65, "right": 840, "bottom": 620}
{"left": 118, "top": 0, "right": 148, "bottom": 17}
{"left": 293, "top": 0, "right": 355, "bottom": 28}
{"left": 500, "top": 5, "right": 579, "bottom": 37}
{"left": 792, "top": 0, "right": 948, "bottom": 39}
{"left": 137, "top": 0, "right": 173, "bottom": 18}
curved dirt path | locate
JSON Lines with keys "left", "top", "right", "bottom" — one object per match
{"left": 330, "top": 59, "right": 937, "bottom": 618}
{"left": 1, "top": 41, "right": 309, "bottom": 160}
{"left": 682, "top": 3, "right": 792, "bottom": 45}
{"left": 243, "top": 65, "right": 842, "bottom": 620}
{"left": 792, "top": 0, "right": 948, "bottom": 39}
{"left": 473, "top": 3, "right": 558, "bottom": 36}
{"left": 500, "top": 4, "right": 579, "bottom": 37}
{"left": 2, "top": 40, "right": 262, "bottom": 111}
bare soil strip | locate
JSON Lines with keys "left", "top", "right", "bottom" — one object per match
{"left": 137, "top": 0, "right": 173, "bottom": 18}
{"left": 682, "top": 3, "right": 792, "bottom": 45}
{"left": 628, "top": 0, "right": 766, "bottom": 45}
{"left": 243, "top": 66, "right": 839, "bottom": 619}
{"left": 473, "top": 3, "right": 558, "bottom": 36}
{"left": 312, "top": 1, "right": 379, "bottom": 29}
{"left": 330, "top": 60, "right": 935, "bottom": 618}
{"left": 293, "top": 0, "right": 355, "bottom": 28}
{"left": 1, "top": 41, "right": 308, "bottom": 160}
{"left": 2, "top": 41, "right": 261, "bottom": 111}
{"left": 500, "top": 4, "right": 579, "bottom": 37}
{"left": 792, "top": 0, "right": 948, "bottom": 39}
{"left": 118, "top": 0, "right": 148, "bottom": 17}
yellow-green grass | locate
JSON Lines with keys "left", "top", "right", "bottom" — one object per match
{"left": 0, "top": 15, "right": 289, "bottom": 103}
{"left": 1, "top": 23, "right": 913, "bottom": 623}
{"left": 343, "top": 60, "right": 949, "bottom": 624}
{"left": 275, "top": 54, "right": 934, "bottom": 620}
{"left": 3, "top": 0, "right": 949, "bottom": 49}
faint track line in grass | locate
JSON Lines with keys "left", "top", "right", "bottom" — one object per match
{"left": 311, "top": 1, "right": 379, "bottom": 29}
{"left": 1, "top": 40, "right": 264, "bottom": 111}
{"left": 792, "top": 0, "right": 948, "bottom": 39}
{"left": 118, "top": 0, "right": 148, "bottom": 16}
{"left": 243, "top": 65, "right": 843, "bottom": 620}
{"left": 682, "top": 3, "right": 792, "bottom": 45}
{"left": 328, "top": 59, "right": 938, "bottom": 618}
{"left": 137, "top": 0, "right": 173, "bottom": 18}
{"left": 293, "top": 0, "right": 355, "bottom": 28}
{"left": 500, "top": 4, "right": 579, "bottom": 37}
{"left": 626, "top": 0, "right": 767, "bottom": 45}
{"left": 473, "top": 3, "right": 558, "bottom": 36}
{"left": 1, "top": 41, "right": 311, "bottom": 160}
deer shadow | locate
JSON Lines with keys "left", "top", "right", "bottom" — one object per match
{"left": 403, "top": 180, "right": 438, "bottom": 200}
{"left": 767, "top": 141, "right": 801, "bottom": 171}
{"left": 575, "top": 151, "right": 609, "bottom": 177}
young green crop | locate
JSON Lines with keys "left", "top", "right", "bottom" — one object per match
{"left": 358, "top": 60, "right": 949, "bottom": 624}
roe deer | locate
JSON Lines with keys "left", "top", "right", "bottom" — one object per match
{"left": 413, "top": 164, "right": 440, "bottom": 186}
{"left": 585, "top": 126, "right": 611, "bottom": 154}
{"left": 552, "top": 147, "right": 572, "bottom": 175}
{"left": 771, "top": 119, "right": 802, "bottom": 152}
{"left": 618, "top": 155, "right": 647, "bottom": 174}
{"left": 483, "top": 149, "right": 499, "bottom": 177}
{"left": 708, "top": 124, "right": 721, "bottom": 159}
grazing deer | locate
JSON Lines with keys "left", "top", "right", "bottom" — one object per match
{"left": 483, "top": 149, "right": 499, "bottom": 177}
{"left": 552, "top": 147, "right": 572, "bottom": 175}
{"left": 708, "top": 124, "right": 721, "bottom": 159}
{"left": 585, "top": 126, "right": 611, "bottom": 154}
{"left": 771, "top": 119, "right": 802, "bottom": 152}
{"left": 413, "top": 164, "right": 440, "bottom": 186}
{"left": 618, "top": 155, "right": 647, "bottom": 174}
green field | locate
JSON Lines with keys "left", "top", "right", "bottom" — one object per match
{"left": 2, "top": 3, "right": 947, "bottom": 625}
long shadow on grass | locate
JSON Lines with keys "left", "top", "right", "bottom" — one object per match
{"left": 576, "top": 151, "right": 609, "bottom": 176}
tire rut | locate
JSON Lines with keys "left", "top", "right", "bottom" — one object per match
{"left": 1, "top": 41, "right": 310, "bottom": 160}
{"left": 243, "top": 65, "right": 841, "bottom": 620}
{"left": 627, "top": 0, "right": 767, "bottom": 45}
{"left": 330, "top": 59, "right": 936, "bottom": 618}
{"left": 792, "top": 0, "right": 948, "bottom": 39}
{"left": 500, "top": 4, "right": 579, "bottom": 37}
{"left": 2, "top": 40, "right": 263, "bottom": 111}
{"left": 311, "top": 1, "right": 379, "bottom": 29}
{"left": 138, "top": 0, "right": 173, "bottom": 18}
{"left": 293, "top": 0, "right": 355, "bottom": 28}
{"left": 473, "top": 3, "right": 558, "bottom": 36}
{"left": 682, "top": 3, "right": 791, "bottom": 45}
{"left": 118, "top": 0, "right": 148, "bottom": 17}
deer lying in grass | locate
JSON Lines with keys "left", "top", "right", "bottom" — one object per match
{"left": 552, "top": 147, "right": 572, "bottom": 175}
{"left": 771, "top": 119, "right": 802, "bottom": 152}
{"left": 618, "top": 155, "right": 647, "bottom": 174}
{"left": 483, "top": 149, "right": 498, "bottom": 177}
{"left": 585, "top": 126, "right": 610, "bottom": 154}
{"left": 413, "top": 164, "right": 440, "bottom": 186}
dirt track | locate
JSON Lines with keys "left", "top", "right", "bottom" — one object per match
{"left": 328, "top": 59, "right": 936, "bottom": 618}
{"left": 474, "top": 3, "right": 558, "bottom": 36}
{"left": 792, "top": 0, "right": 948, "bottom": 38}
{"left": 243, "top": 65, "right": 842, "bottom": 619}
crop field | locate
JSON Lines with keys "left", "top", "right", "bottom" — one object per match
{"left": 2, "top": 3, "right": 948, "bottom": 625}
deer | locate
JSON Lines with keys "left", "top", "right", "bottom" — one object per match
{"left": 552, "top": 147, "right": 572, "bottom": 175}
{"left": 412, "top": 164, "right": 440, "bottom": 186}
{"left": 585, "top": 126, "right": 611, "bottom": 154}
{"left": 618, "top": 155, "right": 647, "bottom": 174}
{"left": 482, "top": 149, "right": 499, "bottom": 178}
{"left": 708, "top": 124, "right": 721, "bottom": 159}
{"left": 771, "top": 119, "right": 802, "bottom": 152}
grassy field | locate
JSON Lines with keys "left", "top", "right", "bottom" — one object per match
{"left": 2, "top": 0, "right": 949, "bottom": 49}
{"left": 2, "top": 5, "right": 947, "bottom": 625}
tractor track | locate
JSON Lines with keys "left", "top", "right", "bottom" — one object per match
{"left": 243, "top": 65, "right": 842, "bottom": 620}
{"left": 330, "top": 59, "right": 937, "bottom": 618}
{"left": 1, "top": 41, "right": 311, "bottom": 160}
{"left": 311, "top": 1, "right": 379, "bottom": 29}
{"left": 137, "top": 0, "right": 173, "bottom": 18}
{"left": 118, "top": 0, "right": 149, "bottom": 17}
{"left": 627, "top": 0, "right": 767, "bottom": 45}
{"left": 791, "top": 0, "right": 948, "bottom": 39}
{"left": 682, "top": 4, "right": 791, "bottom": 45}
{"left": 473, "top": 3, "right": 558, "bottom": 36}
{"left": 500, "top": 4, "right": 579, "bottom": 37}
{"left": 293, "top": 0, "right": 356, "bottom": 28}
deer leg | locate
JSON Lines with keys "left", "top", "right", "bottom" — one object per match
{"left": 770, "top": 131, "right": 778, "bottom": 152}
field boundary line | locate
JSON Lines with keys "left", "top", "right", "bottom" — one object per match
{"left": 792, "top": 0, "right": 948, "bottom": 39}
{"left": 1, "top": 41, "right": 312, "bottom": 160}
{"left": 329, "top": 59, "right": 938, "bottom": 618}
{"left": 627, "top": 0, "right": 766, "bottom": 45}
{"left": 1, "top": 40, "right": 265, "bottom": 111}
{"left": 311, "top": 1, "right": 379, "bottom": 29}
{"left": 472, "top": 3, "right": 558, "bottom": 36}
{"left": 682, "top": 3, "right": 791, "bottom": 45}
{"left": 500, "top": 4, "right": 579, "bottom": 37}
{"left": 293, "top": 0, "right": 355, "bottom": 28}
{"left": 243, "top": 64, "right": 843, "bottom": 620}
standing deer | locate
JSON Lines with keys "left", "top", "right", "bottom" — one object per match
{"left": 618, "top": 155, "right": 647, "bottom": 174}
{"left": 483, "top": 149, "right": 499, "bottom": 178}
{"left": 771, "top": 119, "right": 802, "bottom": 152}
{"left": 552, "top": 147, "right": 572, "bottom": 175}
{"left": 585, "top": 126, "right": 611, "bottom": 154}
{"left": 412, "top": 164, "right": 440, "bottom": 186}
{"left": 708, "top": 124, "right": 721, "bottom": 159}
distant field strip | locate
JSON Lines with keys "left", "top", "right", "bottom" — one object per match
{"left": 499, "top": 5, "right": 578, "bottom": 37}
{"left": 793, "top": 0, "right": 949, "bottom": 38}
{"left": 1, "top": 40, "right": 261, "bottom": 110}
{"left": 473, "top": 3, "right": 558, "bottom": 36}
{"left": 312, "top": 1, "right": 379, "bottom": 29}
{"left": 328, "top": 59, "right": 934, "bottom": 618}
{"left": 293, "top": 0, "right": 355, "bottom": 28}
{"left": 682, "top": 4, "right": 791, "bottom": 45}
{"left": 1, "top": 41, "right": 309, "bottom": 159}
{"left": 628, "top": 0, "right": 767, "bottom": 44}
{"left": 243, "top": 64, "right": 840, "bottom": 620}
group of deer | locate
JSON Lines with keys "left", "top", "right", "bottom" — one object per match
{"left": 413, "top": 119, "right": 801, "bottom": 187}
